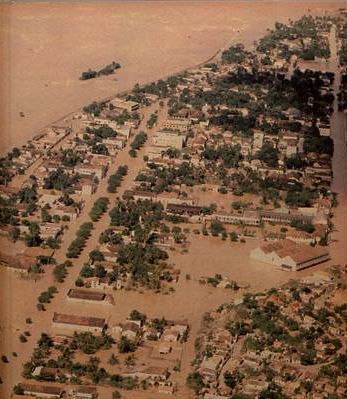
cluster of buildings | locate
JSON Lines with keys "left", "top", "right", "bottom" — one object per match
{"left": 45, "top": 311, "right": 189, "bottom": 394}
{"left": 146, "top": 115, "right": 192, "bottom": 160}
{"left": 198, "top": 328, "right": 234, "bottom": 384}
{"left": 198, "top": 267, "right": 347, "bottom": 399}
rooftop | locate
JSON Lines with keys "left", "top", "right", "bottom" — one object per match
{"left": 260, "top": 240, "right": 329, "bottom": 264}
{"left": 52, "top": 312, "right": 106, "bottom": 328}
{"left": 67, "top": 289, "right": 106, "bottom": 301}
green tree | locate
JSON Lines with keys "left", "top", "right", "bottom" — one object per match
{"left": 186, "top": 371, "right": 204, "bottom": 393}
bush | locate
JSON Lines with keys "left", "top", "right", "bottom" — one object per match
{"left": 19, "top": 334, "right": 27, "bottom": 343}
{"left": 38, "top": 291, "right": 53, "bottom": 304}
{"left": 1, "top": 355, "right": 8, "bottom": 363}
{"left": 118, "top": 336, "right": 136, "bottom": 353}
{"left": 53, "top": 263, "right": 68, "bottom": 283}
{"left": 13, "top": 385, "right": 24, "bottom": 395}
{"left": 186, "top": 371, "right": 204, "bottom": 393}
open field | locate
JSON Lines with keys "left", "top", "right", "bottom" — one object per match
{"left": 0, "top": 1, "right": 344, "bottom": 154}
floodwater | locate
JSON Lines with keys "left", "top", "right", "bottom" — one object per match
{"left": 0, "top": 0, "right": 344, "bottom": 154}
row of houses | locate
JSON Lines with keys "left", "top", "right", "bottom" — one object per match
{"left": 16, "top": 383, "right": 97, "bottom": 399}
{"left": 166, "top": 203, "right": 328, "bottom": 226}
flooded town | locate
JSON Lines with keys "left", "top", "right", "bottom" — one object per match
{"left": 0, "top": 2, "right": 347, "bottom": 399}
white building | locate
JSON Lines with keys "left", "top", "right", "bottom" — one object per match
{"left": 250, "top": 239, "right": 330, "bottom": 271}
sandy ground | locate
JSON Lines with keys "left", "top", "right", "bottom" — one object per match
{"left": 0, "top": 0, "right": 344, "bottom": 154}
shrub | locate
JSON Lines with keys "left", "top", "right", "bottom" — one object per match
{"left": 19, "top": 334, "right": 27, "bottom": 343}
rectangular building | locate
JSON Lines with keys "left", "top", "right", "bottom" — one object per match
{"left": 18, "top": 383, "right": 64, "bottom": 398}
{"left": 152, "top": 131, "right": 186, "bottom": 150}
{"left": 161, "top": 117, "right": 191, "bottom": 133}
{"left": 67, "top": 289, "right": 106, "bottom": 303}
{"left": 52, "top": 312, "right": 106, "bottom": 333}
{"left": 110, "top": 98, "right": 139, "bottom": 112}
{"left": 250, "top": 239, "right": 330, "bottom": 271}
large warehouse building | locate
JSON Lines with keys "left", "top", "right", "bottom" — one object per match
{"left": 250, "top": 239, "right": 330, "bottom": 271}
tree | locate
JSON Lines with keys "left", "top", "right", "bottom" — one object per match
{"left": 300, "top": 348, "right": 316, "bottom": 365}
{"left": 37, "top": 303, "right": 45, "bottom": 311}
{"left": 186, "top": 371, "right": 204, "bottom": 393}
{"left": 210, "top": 219, "right": 225, "bottom": 236}
{"left": 8, "top": 226, "right": 20, "bottom": 242}
{"left": 257, "top": 143, "right": 279, "bottom": 167}
{"left": 118, "top": 337, "right": 136, "bottom": 353}
{"left": 259, "top": 382, "right": 288, "bottom": 399}
{"left": 53, "top": 263, "right": 68, "bottom": 283}
{"left": 224, "top": 371, "right": 238, "bottom": 388}
{"left": 13, "top": 385, "right": 24, "bottom": 395}
{"left": 89, "top": 249, "right": 105, "bottom": 263}
{"left": 19, "top": 334, "right": 27, "bottom": 343}
{"left": 24, "top": 222, "right": 42, "bottom": 247}
{"left": 230, "top": 231, "right": 238, "bottom": 242}
{"left": 285, "top": 189, "right": 314, "bottom": 207}
{"left": 113, "top": 391, "right": 121, "bottom": 399}
{"left": 129, "top": 309, "right": 147, "bottom": 323}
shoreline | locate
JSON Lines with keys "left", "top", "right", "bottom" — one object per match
{"left": 0, "top": 29, "right": 242, "bottom": 157}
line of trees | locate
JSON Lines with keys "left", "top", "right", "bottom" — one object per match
{"left": 129, "top": 131, "right": 147, "bottom": 158}
{"left": 89, "top": 197, "right": 109, "bottom": 222}
{"left": 66, "top": 222, "right": 93, "bottom": 258}
{"left": 80, "top": 61, "right": 121, "bottom": 80}
{"left": 107, "top": 165, "right": 128, "bottom": 193}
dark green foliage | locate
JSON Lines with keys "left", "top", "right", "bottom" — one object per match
{"left": 129, "top": 309, "right": 147, "bottom": 323}
{"left": 135, "top": 162, "right": 205, "bottom": 193}
{"left": 222, "top": 44, "right": 251, "bottom": 64}
{"left": 80, "top": 62, "right": 121, "bottom": 80}
{"left": 66, "top": 222, "right": 93, "bottom": 258}
{"left": 61, "top": 149, "right": 82, "bottom": 167}
{"left": 109, "top": 374, "right": 137, "bottom": 390}
{"left": 109, "top": 199, "right": 164, "bottom": 230}
{"left": 285, "top": 188, "right": 315, "bottom": 207}
{"left": 202, "top": 144, "right": 242, "bottom": 168}
{"left": 86, "top": 125, "right": 117, "bottom": 140}
{"left": 99, "top": 229, "right": 124, "bottom": 245}
{"left": 89, "top": 249, "right": 105, "bottom": 263}
{"left": 89, "top": 197, "right": 109, "bottom": 222}
{"left": 256, "top": 143, "right": 279, "bottom": 167}
{"left": 118, "top": 336, "right": 136, "bottom": 353}
{"left": 186, "top": 371, "right": 204, "bottom": 392}
{"left": 43, "top": 168, "right": 80, "bottom": 191}
{"left": 70, "top": 332, "right": 114, "bottom": 354}
{"left": 304, "top": 135, "right": 334, "bottom": 156}
{"left": 107, "top": 165, "right": 128, "bottom": 193}
{"left": 83, "top": 101, "right": 104, "bottom": 116}
{"left": 290, "top": 220, "right": 315, "bottom": 233}
{"left": 130, "top": 131, "right": 147, "bottom": 152}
